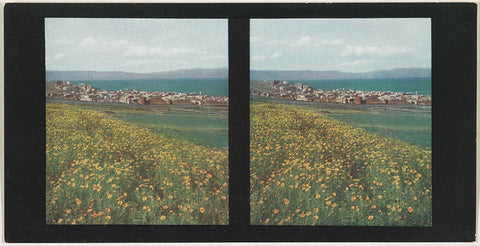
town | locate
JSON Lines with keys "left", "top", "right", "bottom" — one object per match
{"left": 46, "top": 81, "right": 228, "bottom": 105}
{"left": 251, "top": 80, "right": 431, "bottom": 105}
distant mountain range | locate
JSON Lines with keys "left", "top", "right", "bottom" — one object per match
{"left": 46, "top": 67, "right": 430, "bottom": 81}
{"left": 46, "top": 68, "right": 228, "bottom": 81}
{"left": 251, "top": 68, "right": 431, "bottom": 81}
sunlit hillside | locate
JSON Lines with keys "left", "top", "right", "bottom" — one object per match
{"left": 250, "top": 102, "right": 431, "bottom": 226}
{"left": 46, "top": 103, "right": 228, "bottom": 225}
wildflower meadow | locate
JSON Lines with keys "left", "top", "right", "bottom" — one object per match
{"left": 46, "top": 103, "right": 228, "bottom": 225}
{"left": 250, "top": 102, "right": 432, "bottom": 226}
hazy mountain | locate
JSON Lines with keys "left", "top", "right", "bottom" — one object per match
{"left": 251, "top": 68, "right": 431, "bottom": 81}
{"left": 46, "top": 68, "right": 228, "bottom": 81}
{"left": 46, "top": 67, "right": 430, "bottom": 82}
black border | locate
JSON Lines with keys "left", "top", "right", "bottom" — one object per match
{"left": 4, "top": 3, "right": 477, "bottom": 242}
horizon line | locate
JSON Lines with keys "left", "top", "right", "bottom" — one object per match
{"left": 46, "top": 67, "right": 431, "bottom": 74}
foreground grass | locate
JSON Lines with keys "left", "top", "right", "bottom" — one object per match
{"left": 46, "top": 103, "right": 228, "bottom": 225}
{"left": 250, "top": 102, "right": 431, "bottom": 226}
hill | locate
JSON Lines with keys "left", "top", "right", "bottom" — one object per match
{"left": 46, "top": 68, "right": 430, "bottom": 82}
{"left": 46, "top": 68, "right": 228, "bottom": 81}
{"left": 250, "top": 102, "right": 432, "bottom": 226}
{"left": 46, "top": 103, "right": 228, "bottom": 224}
{"left": 251, "top": 68, "right": 431, "bottom": 81}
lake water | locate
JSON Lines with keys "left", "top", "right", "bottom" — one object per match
{"left": 72, "top": 78, "right": 228, "bottom": 97}
{"left": 289, "top": 77, "right": 431, "bottom": 95}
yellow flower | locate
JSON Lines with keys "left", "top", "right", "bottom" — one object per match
{"left": 65, "top": 209, "right": 71, "bottom": 214}
{"left": 332, "top": 192, "right": 336, "bottom": 197}
{"left": 105, "top": 208, "right": 111, "bottom": 213}
{"left": 284, "top": 198, "right": 290, "bottom": 205}
{"left": 199, "top": 207, "right": 205, "bottom": 213}
{"left": 273, "top": 209, "right": 279, "bottom": 214}
{"left": 105, "top": 216, "right": 111, "bottom": 220}
{"left": 408, "top": 207, "right": 414, "bottom": 213}
{"left": 368, "top": 215, "right": 374, "bottom": 221}
{"left": 160, "top": 216, "right": 166, "bottom": 221}
{"left": 74, "top": 198, "right": 82, "bottom": 205}
{"left": 57, "top": 218, "right": 63, "bottom": 223}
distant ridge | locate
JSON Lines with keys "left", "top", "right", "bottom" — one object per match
{"left": 46, "top": 67, "right": 430, "bottom": 81}
{"left": 251, "top": 68, "right": 431, "bottom": 81}
{"left": 46, "top": 68, "right": 228, "bottom": 81}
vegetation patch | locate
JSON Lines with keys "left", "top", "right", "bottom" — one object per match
{"left": 46, "top": 103, "right": 228, "bottom": 225}
{"left": 250, "top": 102, "right": 431, "bottom": 226}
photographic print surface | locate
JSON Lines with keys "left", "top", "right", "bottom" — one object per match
{"left": 250, "top": 19, "right": 432, "bottom": 226}
{"left": 46, "top": 18, "right": 229, "bottom": 225}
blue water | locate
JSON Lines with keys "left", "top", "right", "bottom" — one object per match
{"left": 72, "top": 78, "right": 228, "bottom": 97}
{"left": 289, "top": 77, "right": 431, "bottom": 95}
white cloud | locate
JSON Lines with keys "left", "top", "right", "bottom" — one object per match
{"left": 340, "top": 45, "right": 409, "bottom": 57}
{"left": 53, "top": 53, "right": 65, "bottom": 59}
{"left": 271, "top": 52, "right": 282, "bottom": 59}
{"left": 265, "top": 39, "right": 289, "bottom": 46}
{"left": 200, "top": 54, "right": 227, "bottom": 61}
{"left": 122, "top": 58, "right": 160, "bottom": 67}
{"left": 252, "top": 54, "right": 267, "bottom": 62}
{"left": 340, "top": 59, "right": 373, "bottom": 66}
{"left": 54, "top": 38, "right": 74, "bottom": 45}
{"left": 123, "top": 46, "right": 195, "bottom": 57}
{"left": 79, "top": 37, "right": 95, "bottom": 47}
{"left": 250, "top": 36, "right": 261, "bottom": 43}
{"left": 292, "top": 36, "right": 312, "bottom": 46}
{"left": 101, "top": 40, "right": 129, "bottom": 47}
{"left": 314, "top": 39, "right": 344, "bottom": 46}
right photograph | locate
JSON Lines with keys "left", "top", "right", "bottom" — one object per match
{"left": 250, "top": 19, "right": 432, "bottom": 226}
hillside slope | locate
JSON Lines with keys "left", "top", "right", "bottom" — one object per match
{"left": 46, "top": 103, "right": 228, "bottom": 225}
{"left": 250, "top": 102, "right": 432, "bottom": 226}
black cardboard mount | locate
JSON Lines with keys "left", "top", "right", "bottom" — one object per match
{"left": 4, "top": 3, "right": 477, "bottom": 242}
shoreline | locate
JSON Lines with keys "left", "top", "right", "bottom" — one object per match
{"left": 46, "top": 81, "right": 228, "bottom": 106}
{"left": 251, "top": 80, "right": 431, "bottom": 106}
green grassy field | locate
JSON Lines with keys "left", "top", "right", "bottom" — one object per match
{"left": 46, "top": 103, "right": 228, "bottom": 225}
{"left": 47, "top": 99, "right": 228, "bottom": 149}
{"left": 252, "top": 98, "right": 431, "bottom": 148}
{"left": 250, "top": 101, "right": 432, "bottom": 226}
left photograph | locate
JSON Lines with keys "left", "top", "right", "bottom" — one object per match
{"left": 45, "top": 18, "right": 229, "bottom": 225}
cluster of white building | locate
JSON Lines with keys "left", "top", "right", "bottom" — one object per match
{"left": 46, "top": 81, "right": 228, "bottom": 106}
{"left": 252, "top": 80, "right": 431, "bottom": 105}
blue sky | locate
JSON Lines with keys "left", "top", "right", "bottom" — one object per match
{"left": 251, "top": 19, "right": 431, "bottom": 72}
{"left": 45, "top": 18, "right": 228, "bottom": 73}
